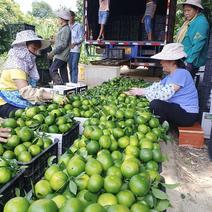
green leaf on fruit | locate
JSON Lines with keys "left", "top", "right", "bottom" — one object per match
{"left": 152, "top": 188, "right": 169, "bottom": 200}
{"left": 69, "top": 180, "right": 77, "bottom": 195}
{"left": 160, "top": 182, "right": 180, "bottom": 189}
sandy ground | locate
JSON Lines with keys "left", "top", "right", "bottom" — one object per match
{"left": 161, "top": 134, "right": 212, "bottom": 212}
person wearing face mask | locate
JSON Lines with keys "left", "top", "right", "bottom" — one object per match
{"left": 125, "top": 43, "right": 199, "bottom": 127}
{"left": 175, "top": 0, "right": 209, "bottom": 78}
{"left": 0, "top": 30, "right": 66, "bottom": 118}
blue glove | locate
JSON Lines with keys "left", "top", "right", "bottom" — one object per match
{"left": 29, "top": 79, "right": 38, "bottom": 87}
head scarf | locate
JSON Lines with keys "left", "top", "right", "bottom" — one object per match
{"left": 3, "top": 45, "right": 40, "bottom": 81}
{"left": 175, "top": 14, "right": 198, "bottom": 43}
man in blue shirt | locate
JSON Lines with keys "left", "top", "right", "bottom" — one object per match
{"left": 68, "top": 11, "right": 84, "bottom": 83}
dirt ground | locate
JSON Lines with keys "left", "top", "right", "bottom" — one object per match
{"left": 161, "top": 134, "right": 212, "bottom": 212}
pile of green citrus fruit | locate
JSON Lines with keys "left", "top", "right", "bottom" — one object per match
{"left": 3, "top": 78, "right": 171, "bottom": 212}
{"left": 64, "top": 78, "right": 150, "bottom": 118}
{"left": 0, "top": 158, "right": 13, "bottom": 186}
{"left": 0, "top": 121, "right": 53, "bottom": 163}
{"left": 9, "top": 103, "right": 75, "bottom": 134}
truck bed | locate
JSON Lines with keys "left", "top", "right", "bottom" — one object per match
{"left": 86, "top": 0, "right": 176, "bottom": 43}
{"left": 85, "top": 40, "right": 165, "bottom": 46}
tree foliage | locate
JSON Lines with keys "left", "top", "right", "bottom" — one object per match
{"left": 76, "top": 0, "right": 84, "bottom": 24}
{"left": 0, "top": 0, "right": 26, "bottom": 53}
{"left": 0, "top": 0, "right": 24, "bottom": 29}
{"left": 35, "top": 18, "right": 58, "bottom": 39}
{"left": 31, "top": 1, "right": 54, "bottom": 18}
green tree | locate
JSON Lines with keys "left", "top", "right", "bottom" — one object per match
{"left": 31, "top": 1, "right": 54, "bottom": 18}
{"left": 0, "top": 0, "right": 24, "bottom": 29}
{"left": 0, "top": 0, "right": 25, "bottom": 53}
{"left": 76, "top": 0, "right": 84, "bottom": 23}
{"left": 35, "top": 18, "right": 58, "bottom": 39}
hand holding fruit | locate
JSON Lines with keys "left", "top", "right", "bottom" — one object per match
{"left": 124, "top": 88, "right": 145, "bottom": 96}
{"left": 53, "top": 94, "right": 68, "bottom": 105}
{"left": 0, "top": 128, "right": 11, "bottom": 143}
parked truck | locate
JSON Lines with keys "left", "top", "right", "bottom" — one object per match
{"left": 84, "top": 0, "right": 177, "bottom": 71}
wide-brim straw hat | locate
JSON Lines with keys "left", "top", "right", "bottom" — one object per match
{"left": 56, "top": 10, "right": 71, "bottom": 21}
{"left": 178, "top": 0, "right": 204, "bottom": 10}
{"left": 151, "top": 43, "right": 187, "bottom": 60}
{"left": 12, "top": 30, "right": 50, "bottom": 50}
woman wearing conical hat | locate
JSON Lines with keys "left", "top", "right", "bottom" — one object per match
{"left": 175, "top": 0, "right": 209, "bottom": 78}
{"left": 0, "top": 30, "right": 66, "bottom": 118}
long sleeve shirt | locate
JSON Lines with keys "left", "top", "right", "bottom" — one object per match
{"left": 70, "top": 22, "right": 84, "bottom": 53}
{"left": 53, "top": 24, "right": 71, "bottom": 62}
{"left": 182, "top": 13, "right": 209, "bottom": 67}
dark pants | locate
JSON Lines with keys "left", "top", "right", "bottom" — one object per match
{"left": 49, "top": 58, "right": 69, "bottom": 85}
{"left": 150, "top": 99, "right": 198, "bottom": 127}
{"left": 0, "top": 103, "right": 19, "bottom": 118}
{"left": 68, "top": 52, "right": 80, "bottom": 83}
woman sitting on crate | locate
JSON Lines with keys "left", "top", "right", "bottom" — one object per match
{"left": 125, "top": 43, "right": 199, "bottom": 127}
{"left": 176, "top": 0, "right": 209, "bottom": 78}
{"left": 0, "top": 30, "right": 65, "bottom": 118}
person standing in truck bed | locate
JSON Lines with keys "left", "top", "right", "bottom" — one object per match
{"left": 97, "top": 0, "right": 110, "bottom": 41}
{"left": 141, "top": 0, "right": 157, "bottom": 41}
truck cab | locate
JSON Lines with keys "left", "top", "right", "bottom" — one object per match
{"left": 84, "top": 0, "right": 177, "bottom": 71}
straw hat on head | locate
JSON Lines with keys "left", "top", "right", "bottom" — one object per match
{"left": 151, "top": 43, "right": 187, "bottom": 60}
{"left": 12, "top": 30, "right": 50, "bottom": 50}
{"left": 56, "top": 10, "right": 71, "bottom": 21}
{"left": 178, "top": 0, "right": 203, "bottom": 10}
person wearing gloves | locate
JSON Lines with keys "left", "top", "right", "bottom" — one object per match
{"left": 125, "top": 43, "right": 199, "bottom": 127}
{"left": 0, "top": 30, "right": 65, "bottom": 118}
{"left": 175, "top": 0, "right": 209, "bottom": 78}
{"left": 48, "top": 10, "right": 71, "bottom": 84}
{"left": 0, "top": 128, "right": 10, "bottom": 143}
{"left": 68, "top": 10, "right": 84, "bottom": 83}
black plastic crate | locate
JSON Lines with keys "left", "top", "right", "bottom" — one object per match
{"left": 0, "top": 169, "right": 26, "bottom": 211}
{"left": 63, "top": 88, "right": 77, "bottom": 95}
{"left": 17, "top": 140, "right": 58, "bottom": 191}
{"left": 60, "top": 122, "right": 79, "bottom": 154}
{"left": 77, "top": 85, "right": 88, "bottom": 93}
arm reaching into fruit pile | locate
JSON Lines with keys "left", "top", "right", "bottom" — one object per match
{"left": 125, "top": 83, "right": 176, "bottom": 101}
{"left": 0, "top": 128, "right": 10, "bottom": 143}
{"left": 125, "top": 43, "right": 199, "bottom": 127}
{"left": 0, "top": 30, "right": 67, "bottom": 118}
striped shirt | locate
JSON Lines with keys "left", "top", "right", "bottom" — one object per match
{"left": 144, "top": 2, "right": 157, "bottom": 18}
